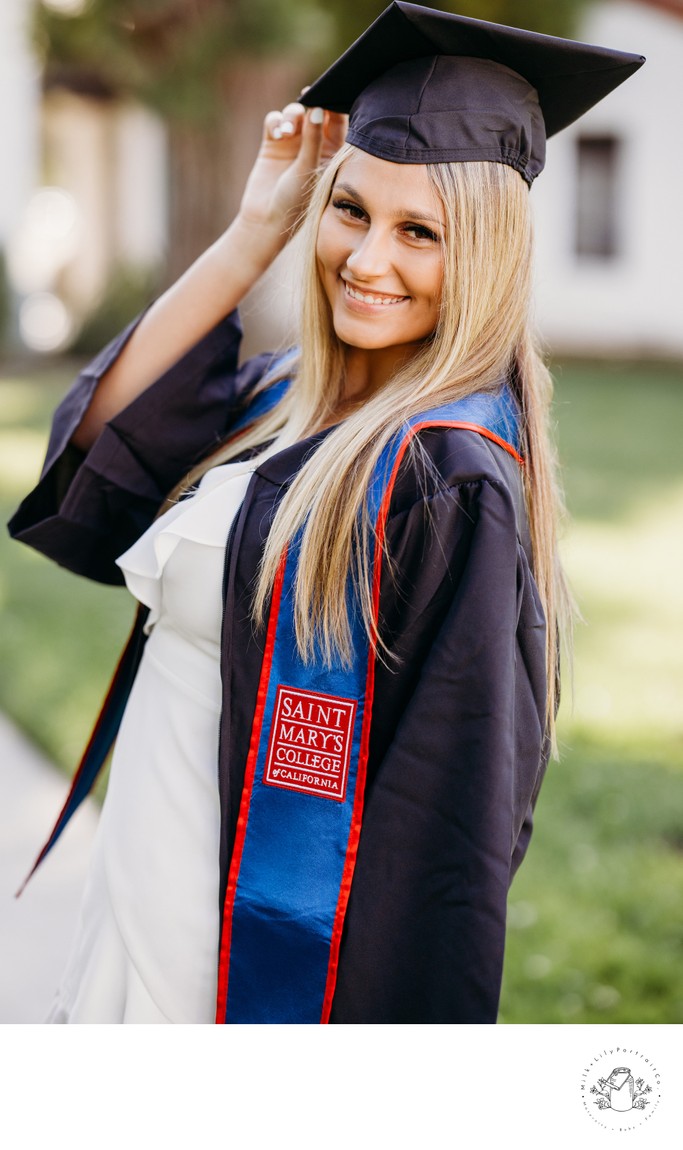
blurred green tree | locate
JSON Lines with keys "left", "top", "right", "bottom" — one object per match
{"left": 32, "top": 0, "right": 325, "bottom": 282}
{"left": 321, "top": 0, "right": 588, "bottom": 51}
{"left": 457, "top": 0, "right": 587, "bottom": 34}
{"left": 32, "top": 0, "right": 587, "bottom": 284}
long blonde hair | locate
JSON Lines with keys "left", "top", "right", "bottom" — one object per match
{"left": 174, "top": 145, "right": 572, "bottom": 753}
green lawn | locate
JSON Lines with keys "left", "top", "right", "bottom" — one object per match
{"left": 0, "top": 364, "right": 133, "bottom": 798}
{"left": 502, "top": 359, "right": 683, "bottom": 1023}
{"left": 1, "top": 355, "right": 683, "bottom": 1022}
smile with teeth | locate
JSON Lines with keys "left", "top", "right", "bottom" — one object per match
{"left": 343, "top": 280, "right": 408, "bottom": 306}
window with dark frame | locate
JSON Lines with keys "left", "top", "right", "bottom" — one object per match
{"left": 575, "top": 135, "right": 621, "bottom": 259}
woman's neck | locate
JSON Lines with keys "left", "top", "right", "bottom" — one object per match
{"left": 311, "top": 341, "right": 425, "bottom": 433}
{"left": 340, "top": 342, "right": 421, "bottom": 402}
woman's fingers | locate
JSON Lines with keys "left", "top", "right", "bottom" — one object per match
{"left": 263, "top": 102, "right": 306, "bottom": 142}
{"left": 293, "top": 107, "right": 348, "bottom": 171}
{"left": 261, "top": 103, "right": 327, "bottom": 178}
{"left": 295, "top": 107, "right": 326, "bottom": 170}
{"left": 263, "top": 110, "right": 284, "bottom": 141}
{"left": 262, "top": 103, "right": 346, "bottom": 168}
{"left": 279, "top": 102, "right": 306, "bottom": 138}
{"left": 242, "top": 102, "right": 348, "bottom": 240}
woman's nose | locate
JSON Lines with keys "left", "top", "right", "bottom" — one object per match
{"left": 345, "top": 227, "right": 392, "bottom": 280}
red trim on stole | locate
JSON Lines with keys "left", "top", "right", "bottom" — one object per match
{"left": 214, "top": 551, "right": 288, "bottom": 1023}
{"left": 319, "top": 530, "right": 381, "bottom": 1022}
{"left": 215, "top": 420, "right": 522, "bottom": 1023}
{"left": 318, "top": 420, "right": 523, "bottom": 1021}
{"left": 417, "top": 421, "right": 524, "bottom": 466}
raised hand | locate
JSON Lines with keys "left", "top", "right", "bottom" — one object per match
{"left": 69, "top": 103, "right": 347, "bottom": 449}
{"left": 238, "top": 103, "right": 348, "bottom": 241}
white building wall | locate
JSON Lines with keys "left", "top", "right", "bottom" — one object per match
{"left": 113, "top": 104, "right": 168, "bottom": 271}
{"left": 532, "top": 0, "right": 683, "bottom": 357}
{"left": 42, "top": 94, "right": 167, "bottom": 313}
{"left": 0, "top": 0, "right": 40, "bottom": 259}
{"left": 0, "top": 3, "right": 166, "bottom": 350}
{"left": 43, "top": 91, "right": 117, "bottom": 311}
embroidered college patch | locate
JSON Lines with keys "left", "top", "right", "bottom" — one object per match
{"left": 262, "top": 686, "right": 357, "bottom": 802}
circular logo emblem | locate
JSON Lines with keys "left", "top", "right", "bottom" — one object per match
{"left": 581, "top": 1047, "right": 662, "bottom": 1130}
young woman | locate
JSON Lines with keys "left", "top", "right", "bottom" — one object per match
{"left": 9, "top": 5, "right": 644, "bottom": 1024}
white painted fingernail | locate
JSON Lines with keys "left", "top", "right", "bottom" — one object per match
{"left": 280, "top": 121, "right": 295, "bottom": 136}
{"left": 272, "top": 127, "right": 282, "bottom": 139}
{"left": 310, "top": 107, "right": 324, "bottom": 125}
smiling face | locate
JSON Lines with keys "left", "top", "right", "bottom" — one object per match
{"left": 315, "top": 150, "right": 445, "bottom": 378}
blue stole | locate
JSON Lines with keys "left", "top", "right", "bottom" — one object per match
{"left": 215, "top": 386, "right": 522, "bottom": 1023}
{"left": 17, "top": 377, "right": 522, "bottom": 1026}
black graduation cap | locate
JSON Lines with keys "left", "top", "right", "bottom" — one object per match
{"left": 300, "top": 2, "right": 645, "bottom": 185}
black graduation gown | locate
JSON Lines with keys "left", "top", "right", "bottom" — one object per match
{"left": 8, "top": 308, "right": 549, "bottom": 1024}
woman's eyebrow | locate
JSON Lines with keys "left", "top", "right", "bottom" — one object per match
{"left": 333, "top": 182, "right": 444, "bottom": 226}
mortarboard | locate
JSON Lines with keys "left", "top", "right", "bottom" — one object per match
{"left": 300, "top": 2, "right": 645, "bottom": 185}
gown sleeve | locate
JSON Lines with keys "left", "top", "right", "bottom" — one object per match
{"left": 7, "top": 307, "right": 272, "bottom": 585}
{"left": 330, "top": 461, "right": 549, "bottom": 1024}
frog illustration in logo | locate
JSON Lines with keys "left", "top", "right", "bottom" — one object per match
{"left": 591, "top": 1067, "right": 652, "bottom": 1111}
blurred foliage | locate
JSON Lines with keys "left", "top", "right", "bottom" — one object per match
{"left": 32, "top": 0, "right": 327, "bottom": 125}
{"left": 32, "top": 0, "right": 330, "bottom": 287}
{"left": 326, "top": 0, "right": 589, "bottom": 53}
{"left": 30, "top": 0, "right": 591, "bottom": 288}
{"left": 433, "top": 0, "right": 588, "bottom": 37}
{"left": 32, "top": 0, "right": 590, "bottom": 126}
{"left": 70, "top": 263, "right": 161, "bottom": 355}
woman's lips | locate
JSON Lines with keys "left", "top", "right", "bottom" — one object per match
{"left": 342, "top": 279, "right": 408, "bottom": 307}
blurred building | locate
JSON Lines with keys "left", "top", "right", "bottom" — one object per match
{"left": 0, "top": 1, "right": 40, "bottom": 243}
{"left": 1, "top": 0, "right": 682, "bottom": 358}
{"left": 533, "top": 0, "right": 683, "bottom": 359}
{"left": 0, "top": 0, "right": 41, "bottom": 349}
{"left": 1, "top": 0, "right": 167, "bottom": 354}
{"left": 40, "top": 92, "right": 167, "bottom": 317}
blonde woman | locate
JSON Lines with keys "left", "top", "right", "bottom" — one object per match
{"left": 9, "top": 5, "right": 644, "bottom": 1024}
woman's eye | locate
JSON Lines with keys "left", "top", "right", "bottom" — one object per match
{"left": 332, "top": 199, "right": 366, "bottom": 220}
{"left": 403, "top": 223, "right": 439, "bottom": 242}
{"left": 330, "top": 200, "right": 439, "bottom": 241}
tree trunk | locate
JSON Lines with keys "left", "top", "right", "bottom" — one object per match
{"left": 164, "top": 55, "right": 305, "bottom": 288}
{"left": 165, "top": 118, "right": 230, "bottom": 286}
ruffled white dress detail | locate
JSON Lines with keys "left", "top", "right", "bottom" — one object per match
{"left": 46, "top": 458, "right": 258, "bottom": 1024}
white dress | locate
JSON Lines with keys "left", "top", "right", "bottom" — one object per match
{"left": 46, "top": 458, "right": 259, "bottom": 1024}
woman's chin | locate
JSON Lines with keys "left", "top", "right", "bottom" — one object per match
{"left": 332, "top": 313, "right": 404, "bottom": 353}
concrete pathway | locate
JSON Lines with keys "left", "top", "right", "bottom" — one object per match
{"left": 0, "top": 713, "right": 99, "bottom": 1023}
